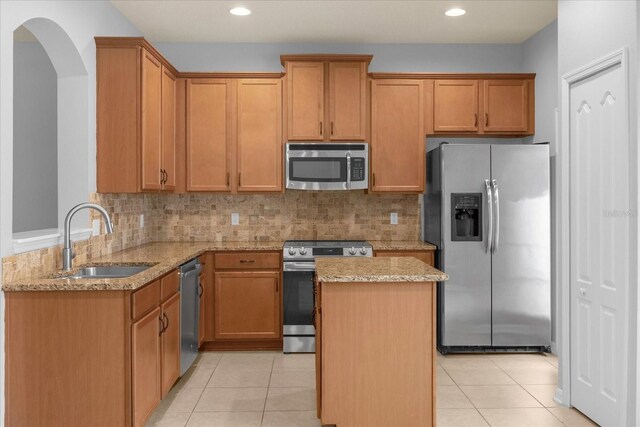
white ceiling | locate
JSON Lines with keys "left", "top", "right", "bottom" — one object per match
{"left": 110, "top": 0, "right": 557, "bottom": 44}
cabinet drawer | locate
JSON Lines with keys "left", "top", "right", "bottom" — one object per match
{"left": 132, "top": 280, "right": 161, "bottom": 320}
{"left": 160, "top": 269, "right": 180, "bottom": 301}
{"left": 214, "top": 252, "right": 280, "bottom": 270}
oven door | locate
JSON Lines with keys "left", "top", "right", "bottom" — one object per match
{"left": 285, "top": 143, "right": 368, "bottom": 190}
{"left": 282, "top": 261, "right": 316, "bottom": 353}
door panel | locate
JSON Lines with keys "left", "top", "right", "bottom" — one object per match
{"left": 490, "top": 145, "right": 550, "bottom": 346}
{"left": 186, "top": 79, "right": 232, "bottom": 191}
{"left": 237, "top": 79, "right": 282, "bottom": 192}
{"left": 570, "top": 62, "right": 628, "bottom": 427}
{"left": 161, "top": 67, "right": 176, "bottom": 190}
{"left": 141, "top": 49, "right": 162, "bottom": 190}
{"left": 483, "top": 79, "right": 529, "bottom": 132}
{"left": 132, "top": 306, "right": 161, "bottom": 427}
{"left": 440, "top": 144, "right": 491, "bottom": 346}
{"left": 329, "top": 62, "right": 366, "bottom": 140}
{"left": 287, "top": 62, "right": 324, "bottom": 140}
{"left": 161, "top": 293, "right": 180, "bottom": 397}
{"left": 433, "top": 80, "right": 478, "bottom": 132}
{"left": 370, "top": 79, "right": 425, "bottom": 192}
{"left": 214, "top": 271, "right": 280, "bottom": 340}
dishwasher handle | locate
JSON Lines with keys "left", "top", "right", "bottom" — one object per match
{"left": 180, "top": 262, "right": 202, "bottom": 278}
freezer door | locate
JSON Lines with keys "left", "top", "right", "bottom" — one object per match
{"left": 491, "top": 145, "right": 551, "bottom": 346}
{"left": 441, "top": 144, "right": 492, "bottom": 346}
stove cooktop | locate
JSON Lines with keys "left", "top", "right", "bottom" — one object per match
{"left": 283, "top": 240, "right": 373, "bottom": 260}
{"left": 284, "top": 240, "right": 371, "bottom": 248}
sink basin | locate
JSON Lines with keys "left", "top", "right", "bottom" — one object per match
{"left": 57, "top": 265, "right": 151, "bottom": 280}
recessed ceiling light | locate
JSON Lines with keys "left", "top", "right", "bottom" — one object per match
{"left": 444, "top": 8, "right": 466, "bottom": 17}
{"left": 230, "top": 7, "right": 251, "bottom": 16}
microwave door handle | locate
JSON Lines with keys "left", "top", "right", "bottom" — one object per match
{"left": 346, "top": 153, "right": 351, "bottom": 190}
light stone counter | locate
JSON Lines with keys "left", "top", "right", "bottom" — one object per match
{"left": 2, "top": 241, "right": 283, "bottom": 292}
{"left": 316, "top": 256, "right": 448, "bottom": 283}
{"left": 369, "top": 240, "right": 438, "bottom": 251}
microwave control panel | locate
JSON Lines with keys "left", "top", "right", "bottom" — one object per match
{"left": 351, "top": 158, "right": 366, "bottom": 181}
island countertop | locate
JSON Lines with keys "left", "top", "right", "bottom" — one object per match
{"left": 315, "top": 256, "right": 448, "bottom": 283}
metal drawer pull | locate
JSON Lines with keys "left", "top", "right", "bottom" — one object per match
{"left": 163, "top": 313, "right": 169, "bottom": 331}
{"left": 239, "top": 259, "right": 256, "bottom": 263}
{"left": 198, "top": 283, "right": 203, "bottom": 298}
{"left": 159, "top": 316, "right": 165, "bottom": 335}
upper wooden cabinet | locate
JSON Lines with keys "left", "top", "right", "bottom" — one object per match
{"left": 97, "top": 40, "right": 178, "bottom": 193}
{"left": 433, "top": 79, "right": 479, "bottom": 133}
{"left": 483, "top": 79, "right": 532, "bottom": 133}
{"left": 430, "top": 76, "right": 534, "bottom": 136}
{"left": 186, "top": 77, "right": 283, "bottom": 193}
{"left": 186, "top": 79, "right": 233, "bottom": 192}
{"left": 371, "top": 79, "right": 425, "bottom": 193}
{"left": 283, "top": 55, "right": 370, "bottom": 141}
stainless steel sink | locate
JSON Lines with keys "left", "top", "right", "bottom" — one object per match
{"left": 57, "top": 265, "right": 151, "bottom": 280}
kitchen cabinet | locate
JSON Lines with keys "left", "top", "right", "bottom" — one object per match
{"left": 374, "top": 249, "right": 434, "bottom": 266}
{"left": 237, "top": 79, "right": 283, "bottom": 192}
{"left": 132, "top": 306, "right": 161, "bottom": 427}
{"left": 97, "top": 39, "right": 178, "bottom": 193}
{"left": 431, "top": 77, "right": 534, "bottom": 135}
{"left": 186, "top": 78, "right": 283, "bottom": 193}
{"left": 370, "top": 79, "right": 425, "bottom": 193}
{"left": 482, "top": 79, "right": 532, "bottom": 133}
{"left": 186, "top": 78, "right": 233, "bottom": 192}
{"left": 160, "top": 292, "right": 181, "bottom": 397}
{"left": 284, "top": 55, "right": 370, "bottom": 141}
{"left": 433, "top": 79, "right": 479, "bottom": 133}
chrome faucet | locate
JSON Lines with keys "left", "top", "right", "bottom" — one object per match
{"left": 62, "top": 203, "right": 114, "bottom": 271}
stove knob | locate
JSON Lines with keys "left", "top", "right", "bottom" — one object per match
{"left": 349, "top": 247, "right": 357, "bottom": 255}
{"left": 360, "top": 247, "right": 368, "bottom": 255}
{"left": 300, "top": 247, "right": 308, "bottom": 255}
{"left": 288, "top": 247, "right": 297, "bottom": 256}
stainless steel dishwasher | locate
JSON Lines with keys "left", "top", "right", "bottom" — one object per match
{"left": 179, "top": 258, "right": 201, "bottom": 375}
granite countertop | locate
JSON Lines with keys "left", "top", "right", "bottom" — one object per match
{"left": 2, "top": 241, "right": 284, "bottom": 292}
{"left": 369, "top": 240, "right": 437, "bottom": 251}
{"left": 316, "top": 257, "right": 448, "bottom": 283}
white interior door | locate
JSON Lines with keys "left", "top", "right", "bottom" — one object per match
{"left": 569, "top": 61, "right": 629, "bottom": 427}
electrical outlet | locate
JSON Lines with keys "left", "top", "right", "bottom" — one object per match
{"left": 139, "top": 214, "right": 144, "bottom": 228}
{"left": 390, "top": 212, "right": 398, "bottom": 225}
{"left": 231, "top": 213, "right": 240, "bottom": 225}
{"left": 92, "top": 219, "right": 101, "bottom": 236}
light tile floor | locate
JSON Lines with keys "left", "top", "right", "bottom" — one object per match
{"left": 146, "top": 351, "right": 598, "bottom": 427}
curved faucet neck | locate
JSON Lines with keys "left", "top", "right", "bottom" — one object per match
{"left": 62, "top": 202, "right": 114, "bottom": 270}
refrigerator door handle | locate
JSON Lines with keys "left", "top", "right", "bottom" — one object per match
{"left": 485, "top": 179, "right": 493, "bottom": 253}
{"left": 491, "top": 179, "right": 500, "bottom": 254}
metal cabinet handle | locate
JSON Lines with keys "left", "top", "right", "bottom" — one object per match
{"left": 164, "top": 170, "right": 168, "bottom": 184}
{"left": 198, "top": 283, "right": 203, "bottom": 298}
{"left": 331, "top": 122, "right": 334, "bottom": 135}
{"left": 474, "top": 113, "right": 478, "bottom": 127}
{"left": 159, "top": 316, "right": 165, "bottom": 335}
{"left": 485, "top": 179, "right": 493, "bottom": 254}
{"left": 163, "top": 313, "right": 169, "bottom": 331}
{"left": 239, "top": 259, "right": 256, "bottom": 263}
{"left": 226, "top": 173, "right": 230, "bottom": 187}
{"left": 238, "top": 173, "right": 241, "bottom": 187}
{"left": 485, "top": 113, "right": 489, "bottom": 127}
{"left": 372, "top": 173, "right": 376, "bottom": 187}
{"left": 319, "top": 121, "right": 323, "bottom": 137}
{"left": 491, "top": 179, "right": 500, "bottom": 254}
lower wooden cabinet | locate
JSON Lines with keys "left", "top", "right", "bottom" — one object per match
{"left": 160, "top": 292, "right": 181, "bottom": 397}
{"left": 374, "top": 249, "right": 434, "bottom": 266}
{"left": 132, "top": 306, "right": 162, "bottom": 427}
{"left": 214, "top": 271, "right": 280, "bottom": 340}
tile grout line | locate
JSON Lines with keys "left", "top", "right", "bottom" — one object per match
{"left": 260, "top": 354, "right": 277, "bottom": 426}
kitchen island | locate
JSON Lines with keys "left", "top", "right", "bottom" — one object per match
{"left": 314, "top": 256, "right": 448, "bottom": 427}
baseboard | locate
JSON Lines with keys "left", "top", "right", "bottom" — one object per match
{"left": 554, "top": 387, "right": 566, "bottom": 406}
{"left": 200, "top": 339, "right": 283, "bottom": 351}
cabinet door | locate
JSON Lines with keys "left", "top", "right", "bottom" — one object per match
{"left": 161, "top": 292, "right": 180, "bottom": 397}
{"left": 186, "top": 79, "right": 233, "bottom": 191}
{"left": 482, "top": 79, "right": 530, "bottom": 133}
{"left": 287, "top": 62, "right": 324, "bottom": 140}
{"left": 371, "top": 80, "right": 425, "bottom": 192}
{"left": 329, "top": 62, "right": 366, "bottom": 140}
{"left": 141, "top": 49, "right": 162, "bottom": 190}
{"left": 433, "top": 80, "right": 479, "bottom": 132}
{"left": 161, "top": 67, "right": 176, "bottom": 190}
{"left": 237, "top": 79, "right": 283, "bottom": 192}
{"left": 214, "top": 271, "right": 280, "bottom": 340}
{"left": 132, "top": 306, "right": 161, "bottom": 427}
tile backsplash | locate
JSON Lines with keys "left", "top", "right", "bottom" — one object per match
{"left": 2, "top": 191, "right": 420, "bottom": 283}
{"left": 156, "top": 192, "right": 420, "bottom": 242}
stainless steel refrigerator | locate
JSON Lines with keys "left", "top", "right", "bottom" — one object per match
{"left": 424, "top": 143, "right": 550, "bottom": 353}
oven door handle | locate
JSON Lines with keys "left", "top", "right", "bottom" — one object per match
{"left": 283, "top": 262, "right": 316, "bottom": 272}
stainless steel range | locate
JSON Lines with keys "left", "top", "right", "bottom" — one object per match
{"left": 282, "top": 240, "right": 373, "bottom": 353}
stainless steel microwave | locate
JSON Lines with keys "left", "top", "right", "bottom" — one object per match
{"left": 285, "top": 143, "right": 369, "bottom": 191}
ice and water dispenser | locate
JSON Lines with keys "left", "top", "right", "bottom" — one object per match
{"left": 451, "top": 193, "right": 482, "bottom": 241}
